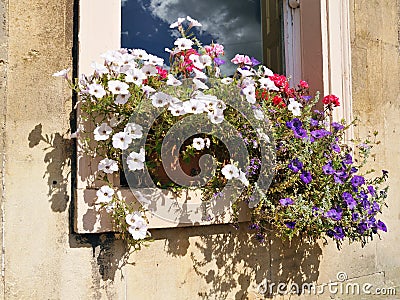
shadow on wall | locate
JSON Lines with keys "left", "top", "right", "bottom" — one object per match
{"left": 28, "top": 123, "right": 72, "bottom": 212}
{"left": 153, "top": 223, "right": 322, "bottom": 299}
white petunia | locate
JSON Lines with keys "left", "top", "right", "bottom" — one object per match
{"left": 168, "top": 103, "right": 186, "bottom": 116}
{"left": 131, "top": 49, "right": 148, "bottom": 61}
{"left": 127, "top": 148, "right": 146, "bottom": 171}
{"left": 115, "top": 92, "right": 131, "bottom": 105}
{"left": 238, "top": 170, "right": 249, "bottom": 186}
{"left": 205, "top": 138, "right": 211, "bottom": 148}
{"left": 98, "top": 158, "right": 119, "bottom": 174}
{"left": 52, "top": 68, "right": 70, "bottom": 78}
{"left": 208, "top": 112, "right": 224, "bottom": 124}
{"left": 192, "top": 138, "right": 205, "bottom": 150}
{"left": 88, "top": 83, "right": 106, "bottom": 99}
{"left": 151, "top": 92, "right": 171, "bottom": 107}
{"left": 187, "top": 16, "right": 202, "bottom": 27}
{"left": 253, "top": 108, "right": 265, "bottom": 120}
{"left": 242, "top": 85, "right": 256, "bottom": 104}
{"left": 125, "top": 68, "right": 146, "bottom": 86}
{"left": 141, "top": 64, "right": 158, "bottom": 77}
{"left": 174, "top": 38, "right": 193, "bottom": 50}
{"left": 124, "top": 123, "right": 143, "bottom": 139}
{"left": 141, "top": 85, "right": 156, "bottom": 96}
{"left": 170, "top": 17, "right": 186, "bottom": 28}
{"left": 96, "top": 185, "right": 114, "bottom": 203}
{"left": 192, "top": 68, "right": 207, "bottom": 79}
{"left": 189, "top": 54, "right": 211, "bottom": 69}
{"left": 193, "top": 78, "right": 209, "bottom": 90}
{"left": 259, "top": 66, "right": 274, "bottom": 77}
{"left": 166, "top": 74, "right": 182, "bottom": 86}
{"left": 288, "top": 98, "right": 302, "bottom": 116}
{"left": 221, "top": 78, "right": 233, "bottom": 85}
{"left": 91, "top": 62, "right": 108, "bottom": 76}
{"left": 108, "top": 80, "right": 129, "bottom": 95}
{"left": 146, "top": 54, "right": 164, "bottom": 66}
{"left": 237, "top": 68, "right": 254, "bottom": 77}
{"left": 94, "top": 123, "right": 112, "bottom": 141}
{"left": 112, "top": 131, "right": 133, "bottom": 150}
{"left": 126, "top": 212, "right": 148, "bottom": 240}
{"left": 258, "top": 77, "right": 279, "bottom": 91}
{"left": 221, "top": 164, "right": 240, "bottom": 180}
{"left": 183, "top": 99, "right": 206, "bottom": 114}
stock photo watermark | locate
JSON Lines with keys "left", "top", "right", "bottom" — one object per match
{"left": 256, "top": 272, "right": 397, "bottom": 297}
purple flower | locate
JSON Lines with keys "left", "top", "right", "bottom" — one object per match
{"left": 351, "top": 175, "right": 365, "bottom": 188}
{"left": 310, "top": 129, "right": 331, "bottom": 139}
{"left": 300, "top": 171, "right": 312, "bottom": 184}
{"left": 279, "top": 197, "right": 294, "bottom": 206}
{"left": 342, "top": 192, "right": 357, "bottom": 209}
{"left": 343, "top": 154, "right": 353, "bottom": 165}
{"left": 249, "top": 223, "right": 260, "bottom": 230}
{"left": 250, "top": 57, "right": 261, "bottom": 66}
{"left": 352, "top": 212, "right": 359, "bottom": 221}
{"left": 214, "top": 57, "right": 225, "bottom": 66}
{"left": 255, "top": 233, "right": 265, "bottom": 243}
{"left": 367, "top": 185, "right": 376, "bottom": 196}
{"left": 331, "top": 143, "right": 341, "bottom": 153}
{"left": 331, "top": 122, "right": 344, "bottom": 131}
{"left": 285, "top": 221, "right": 296, "bottom": 229}
{"left": 357, "top": 222, "right": 368, "bottom": 234}
{"left": 371, "top": 201, "right": 380, "bottom": 212}
{"left": 325, "top": 207, "right": 342, "bottom": 221}
{"left": 301, "top": 95, "right": 313, "bottom": 102}
{"left": 350, "top": 167, "right": 358, "bottom": 174}
{"left": 377, "top": 220, "right": 387, "bottom": 232}
{"left": 310, "top": 118, "right": 319, "bottom": 127}
{"left": 322, "top": 162, "right": 335, "bottom": 175}
{"left": 294, "top": 128, "right": 308, "bottom": 139}
{"left": 333, "top": 226, "right": 345, "bottom": 240}
{"left": 334, "top": 169, "right": 348, "bottom": 184}
{"left": 288, "top": 158, "right": 303, "bottom": 173}
{"left": 286, "top": 118, "right": 303, "bottom": 130}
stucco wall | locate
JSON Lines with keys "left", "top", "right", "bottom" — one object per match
{"left": 0, "top": 0, "right": 399, "bottom": 299}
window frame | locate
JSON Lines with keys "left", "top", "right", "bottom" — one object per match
{"left": 75, "top": 0, "right": 353, "bottom": 234}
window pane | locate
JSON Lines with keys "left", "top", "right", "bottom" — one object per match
{"left": 122, "top": 0, "right": 283, "bottom": 74}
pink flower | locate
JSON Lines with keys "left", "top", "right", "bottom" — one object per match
{"left": 205, "top": 44, "right": 224, "bottom": 57}
{"left": 231, "top": 54, "right": 252, "bottom": 65}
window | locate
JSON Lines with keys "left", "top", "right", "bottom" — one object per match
{"left": 75, "top": 0, "right": 353, "bottom": 233}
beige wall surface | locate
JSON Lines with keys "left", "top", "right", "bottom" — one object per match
{"left": 0, "top": 0, "right": 399, "bottom": 299}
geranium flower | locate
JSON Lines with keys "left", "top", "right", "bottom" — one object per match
{"left": 174, "top": 38, "right": 193, "bottom": 50}
{"left": 323, "top": 94, "right": 340, "bottom": 106}
{"left": 127, "top": 148, "right": 145, "bottom": 171}
{"left": 96, "top": 185, "right": 114, "bottom": 203}
{"left": 193, "top": 138, "right": 205, "bottom": 150}
{"left": 112, "top": 131, "right": 133, "bottom": 150}
{"left": 222, "top": 164, "right": 239, "bottom": 180}
{"left": 88, "top": 83, "right": 106, "bottom": 99}
{"left": 98, "top": 158, "right": 119, "bottom": 174}
{"left": 94, "top": 123, "right": 112, "bottom": 141}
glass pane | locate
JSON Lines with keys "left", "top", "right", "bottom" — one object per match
{"left": 122, "top": 0, "right": 283, "bottom": 75}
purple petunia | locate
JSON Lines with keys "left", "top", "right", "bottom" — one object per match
{"left": 310, "top": 129, "right": 331, "bottom": 139}
{"left": 351, "top": 175, "right": 365, "bottom": 188}
{"left": 342, "top": 192, "right": 357, "bottom": 209}
{"left": 294, "top": 128, "right": 308, "bottom": 139}
{"left": 323, "top": 161, "right": 335, "bottom": 175}
{"left": 300, "top": 171, "right": 312, "bottom": 184}
{"left": 325, "top": 207, "right": 343, "bottom": 221}
{"left": 285, "top": 221, "right": 296, "bottom": 229}
{"left": 286, "top": 118, "right": 303, "bottom": 130}
{"left": 331, "top": 122, "right": 345, "bottom": 131}
{"left": 250, "top": 57, "right": 261, "bottom": 66}
{"left": 279, "top": 197, "right": 294, "bottom": 206}
{"left": 343, "top": 153, "right": 353, "bottom": 165}
{"left": 288, "top": 158, "right": 303, "bottom": 173}
{"left": 357, "top": 222, "right": 368, "bottom": 234}
{"left": 377, "top": 220, "right": 387, "bottom": 232}
{"left": 352, "top": 212, "right": 359, "bottom": 221}
{"left": 331, "top": 143, "right": 341, "bottom": 153}
{"left": 213, "top": 57, "right": 226, "bottom": 66}
{"left": 367, "top": 185, "right": 376, "bottom": 196}
{"left": 334, "top": 169, "right": 348, "bottom": 184}
{"left": 310, "top": 118, "right": 319, "bottom": 127}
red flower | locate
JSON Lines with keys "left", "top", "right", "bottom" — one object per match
{"left": 299, "top": 80, "right": 309, "bottom": 89}
{"left": 156, "top": 66, "right": 168, "bottom": 79}
{"left": 269, "top": 74, "right": 288, "bottom": 88}
{"left": 323, "top": 94, "right": 340, "bottom": 107}
{"left": 272, "top": 95, "right": 286, "bottom": 107}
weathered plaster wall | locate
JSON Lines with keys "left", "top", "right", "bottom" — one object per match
{"left": 0, "top": 0, "right": 399, "bottom": 299}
